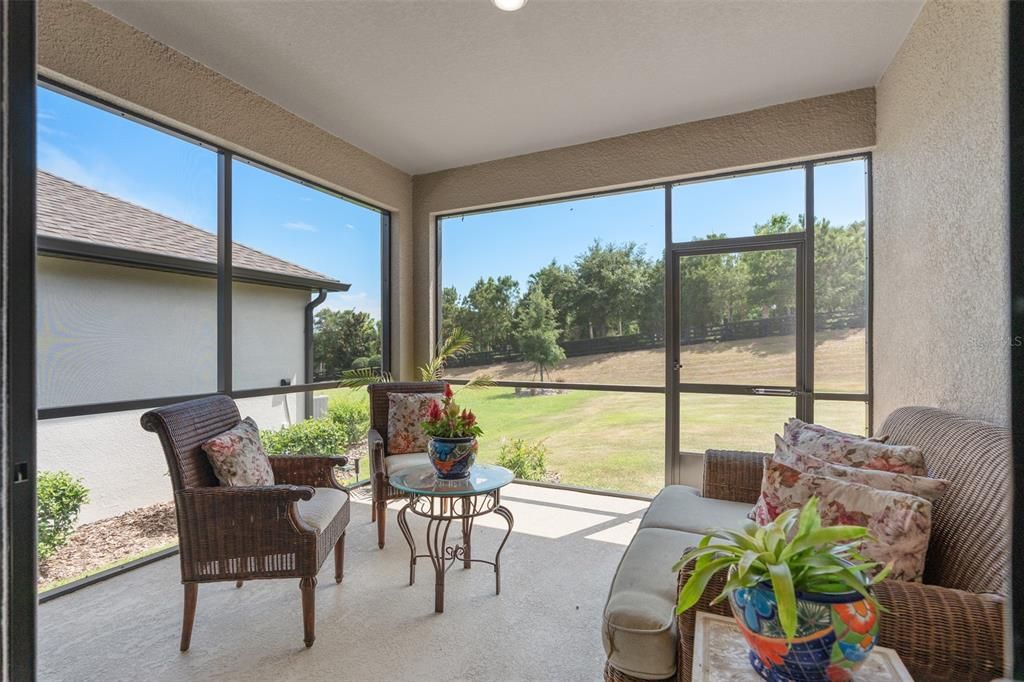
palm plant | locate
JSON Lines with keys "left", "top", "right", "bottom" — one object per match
{"left": 674, "top": 497, "right": 891, "bottom": 641}
{"left": 339, "top": 327, "right": 493, "bottom": 389}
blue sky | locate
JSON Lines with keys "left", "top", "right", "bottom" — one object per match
{"left": 441, "top": 160, "right": 865, "bottom": 296}
{"left": 36, "top": 86, "right": 383, "bottom": 319}
{"left": 37, "top": 85, "right": 866, "bottom": 311}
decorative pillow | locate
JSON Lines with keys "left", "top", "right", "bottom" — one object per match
{"left": 387, "top": 392, "right": 443, "bottom": 454}
{"left": 773, "top": 436, "right": 948, "bottom": 502}
{"left": 784, "top": 425, "right": 927, "bottom": 476}
{"left": 201, "top": 417, "right": 275, "bottom": 487}
{"left": 751, "top": 458, "right": 932, "bottom": 581}
{"left": 783, "top": 417, "right": 889, "bottom": 447}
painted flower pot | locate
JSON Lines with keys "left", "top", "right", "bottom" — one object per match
{"left": 729, "top": 578, "right": 879, "bottom": 682}
{"left": 427, "top": 436, "right": 478, "bottom": 479}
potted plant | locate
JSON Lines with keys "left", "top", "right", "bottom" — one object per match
{"left": 675, "top": 497, "right": 892, "bottom": 682}
{"left": 420, "top": 383, "right": 483, "bottom": 479}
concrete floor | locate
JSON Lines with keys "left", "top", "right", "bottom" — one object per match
{"left": 39, "top": 484, "right": 650, "bottom": 681}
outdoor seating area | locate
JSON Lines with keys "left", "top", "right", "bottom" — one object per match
{"left": 4, "top": 0, "right": 1022, "bottom": 681}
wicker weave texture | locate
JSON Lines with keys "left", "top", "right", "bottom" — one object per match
{"left": 880, "top": 406, "right": 1010, "bottom": 595}
{"left": 701, "top": 450, "right": 766, "bottom": 504}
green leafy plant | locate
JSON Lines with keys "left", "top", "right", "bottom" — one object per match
{"left": 674, "top": 497, "right": 891, "bottom": 641}
{"left": 420, "top": 383, "right": 483, "bottom": 439}
{"left": 37, "top": 470, "right": 89, "bottom": 561}
{"left": 261, "top": 418, "right": 351, "bottom": 456}
{"left": 326, "top": 400, "right": 370, "bottom": 446}
{"left": 496, "top": 438, "right": 548, "bottom": 481}
{"left": 339, "top": 327, "right": 492, "bottom": 389}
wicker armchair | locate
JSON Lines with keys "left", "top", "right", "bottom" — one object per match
{"left": 674, "top": 407, "right": 1009, "bottom": 682}
{"left": 141, "top": 395, "right": 351, "bottom": 650}
{"left": 367, "top": 381, "right": 446, "bottom": 548}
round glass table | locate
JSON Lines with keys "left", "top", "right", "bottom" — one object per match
{"left": 389, "top": 463, "right": 515, "bottom": 613}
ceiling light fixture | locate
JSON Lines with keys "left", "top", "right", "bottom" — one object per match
{"left": 492, "top": 0, "right": 527, "bottom": 11}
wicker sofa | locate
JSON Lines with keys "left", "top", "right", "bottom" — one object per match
{"left": 602, "top": 406, "right": 1009, "bottom": 681}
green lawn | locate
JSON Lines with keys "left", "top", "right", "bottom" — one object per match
{"left": 320, "top": 332, "right": 867, "bottom": 498}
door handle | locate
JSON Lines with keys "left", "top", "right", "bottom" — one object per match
{"left": 751, "top": 387, "right": 807, "bottom": 397}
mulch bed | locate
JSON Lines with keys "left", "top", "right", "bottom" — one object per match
{"left": 39, "top": 501, "right": 178, "bottom": 587}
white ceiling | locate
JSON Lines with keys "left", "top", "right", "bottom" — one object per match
{"left": 91, "top": 0, "right": 924, "bottom": 175}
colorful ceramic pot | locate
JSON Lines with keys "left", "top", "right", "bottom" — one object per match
{"left": 728, "top": 578, "right": 879, "bottom": 682}
{"left": 427, "top": 436, "right": 478, "bottom": 479}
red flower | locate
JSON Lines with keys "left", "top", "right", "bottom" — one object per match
{"left": 427, "top": 399, "right": 443, "bottom": 422}
{"left": 444, "top": 383, "right": 454, "bottom": 399}
{"left": 461, "top": 409, "right": 476, "bottom": 426}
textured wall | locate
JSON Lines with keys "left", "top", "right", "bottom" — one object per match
{"left": 411, "top": 89, "right": 876, "bottom": 363}
{"left": 874, "top": 0, "right": 1009, "bottom": 427}
{"left": 37, "top": 0, "right": 416, "bottom": 378}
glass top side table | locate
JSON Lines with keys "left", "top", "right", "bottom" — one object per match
{"left": 390, "top": 463, "right": 515, "bottom": 613}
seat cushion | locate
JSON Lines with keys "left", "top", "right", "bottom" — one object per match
{"left": 639, "top": 485, "right": 752, "bottom": 534}
{"left": 385, "top": 452, "right": 430, "bottom": 476}
{"left": 603, "top": 527, "right": 704, "bottom": 680}
{"left": 296, "top": 487, "right": 349, "bottom": 532}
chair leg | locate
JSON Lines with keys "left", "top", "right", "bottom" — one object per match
{"left": 376, "top": 499, "right": 387, "bottom": 549}
{"left": 180, "top": 583, "right": 198, "bottom": 652}
{"left": 334, "top": 532, "right": 346, "bottom": 584}
{"left": 300, "top": 576, "right": 317, "bottom": 648}
{"left": 371, "top": 500, "right": 377, "bottom": 522}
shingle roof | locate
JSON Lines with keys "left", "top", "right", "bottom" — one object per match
{"left": 36, "top": 170, "right": 347, "bottom": 291}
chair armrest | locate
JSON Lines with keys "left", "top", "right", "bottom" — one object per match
{"left": 269, "top": 455, "right": 347, "bottom": 489}
{"left": 871, "top": 580, "right": 1005, "bottom": 681}
{"left": 369, "top": 428, "right": 385, "bottom": 478}
{"left": 701, "top": 449, "right": 766, "bottom": 503}
{"left": 675, "top": 564, "right": 1007, "bottom": 682}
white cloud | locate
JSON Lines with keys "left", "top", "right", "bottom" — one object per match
{"left": 322, "top": 291, "right": 381, "bottom": 318}
{"left": 284, "top": 221, "right": 317, "bottom": 232}
{"left": 345, "top": 223, "right": 354, "bottom": 230}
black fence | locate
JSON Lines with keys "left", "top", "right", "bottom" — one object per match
{"left": 446, "top": 308, "right": 865, "bottom": 369}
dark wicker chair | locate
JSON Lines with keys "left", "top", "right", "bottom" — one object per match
{"left": 141, "top": 395, "right": 351, "bottom": 650}
{"left": 367, "top": 381, "right": 446, "bottom": 548}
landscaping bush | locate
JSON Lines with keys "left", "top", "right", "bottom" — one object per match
{"left": 261, "top": 418, "right": 351, "bottom": 456}
{"left": 496, "top": 438, "right": 548, "bottom": 481}
{"left": 327, "top": 399, "right": 370, "bottom": 445}
{"left": 37, "top": 470, "right": 89, "bottom": 561}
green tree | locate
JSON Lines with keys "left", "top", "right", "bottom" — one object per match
{"left": 313, "top": 308, "right": 380, "bottom": 378}
{"left": 515, "top": 286, "right": 565, "bottom": 381}
{"left": 743, "top": 214, "right": 802, "bottom": 316}
{"left": 574, "top": 240, "right": 648, "bottom": 338}
{"left": 441, "top": 286, "right": 463, "bottom": 339}
{"left": 526, "top": 261, "right": 578, "bottom": 340}
{"left": 461, "top": 276, "right": 520, "bottom": 351}
{"left": 815, "top": 219, "right": 866, "bottom": 312}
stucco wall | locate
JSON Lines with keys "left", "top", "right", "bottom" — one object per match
{"left": 36, "top": 257, "right": 309, "bottom": 522}
{"left": 411, "top": 88, "right": 876, "bottom": 364}
{"left": 37, "top": 0, "right": 416, "bottom": 379}
{"left": 873, "top": 0, "right": 1009, "bottom": 427}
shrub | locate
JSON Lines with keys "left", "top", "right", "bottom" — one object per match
{"left": 261, "top": 418, "right": 351, "bottom": 456}
{"left": 37, "top": 471, "right": 89, "bottom": 561}
{"left": 496, "top": 438, "right": 548, "bottom": 481}
{"left": 351, "top": 356, "right": 371, "bottom": 370}
{"left": 326, "top": 400, "right": 371, "bottom": 446}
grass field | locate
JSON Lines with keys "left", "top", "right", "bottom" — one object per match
{"left": 323, "top": 329, "right": 867, "bottom": 497}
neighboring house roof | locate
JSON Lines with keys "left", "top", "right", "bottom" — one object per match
{"left": 36, "top": 170, "right": 349, "bottom": 292}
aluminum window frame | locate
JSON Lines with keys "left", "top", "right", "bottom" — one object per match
{"left": 435, "top": 153, "right": 873, "bottom": 490}
{"left": 35, "top": 78, "right": 394, "bottom": 419}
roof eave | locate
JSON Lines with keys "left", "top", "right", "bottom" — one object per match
{"left": 37, "top": 235, "right": 350, "bottom": 293}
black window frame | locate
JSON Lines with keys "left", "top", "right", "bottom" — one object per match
{"left": 35, "top": 77, "right": 393, "bottom": 420}
{"left": 434, "top": 153, "right": 873, "bottom": 491}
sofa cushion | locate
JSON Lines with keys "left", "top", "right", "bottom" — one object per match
{"left": 603, "top": 527, "right": 705, "bottom": 680}
{"left": 296, "top": 487, "right": 348, "bottom": 532}
{"left": 639, "top": 485, "right": 752, "bottom": 534}
{"left": 385, "top": 452, "right": 430, "bottom": 476}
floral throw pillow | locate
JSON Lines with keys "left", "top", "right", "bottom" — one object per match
{"left": 783, "top": 417, "right": 889, "bottom": 447}
{"left": 387, "top": 393, "right": 443, "bottom": 455}
{"left": 773, "top": 436, "right": 948, "bottom": 503}
{"left": 201, "top": 417, "right": 275, "bottom": 487}
{"left": 783, "top": 421, "right": 926, "bottom": 476}
{"left": 752, "top": 458, "right": 933, "bottom": 581}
